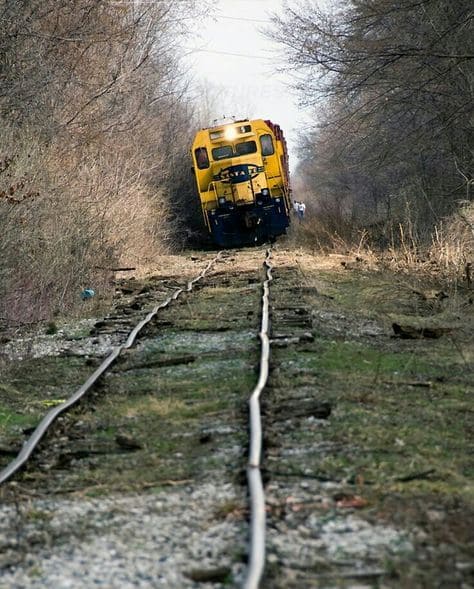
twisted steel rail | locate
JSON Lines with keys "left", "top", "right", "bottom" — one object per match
{"left": 244, "top": 248, "right": 273, "bottom": 589}
{"left": 0, "top": 253, "right": 222, "bottom": 486}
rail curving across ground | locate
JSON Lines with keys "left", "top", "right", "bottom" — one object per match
{"left": 0, "top": 253, "right": 223, "bottom": 486}
{"left": 244, "top": 248, "right": 272, "bottom": 589}
{"left": 2, "top": 247, "right": 471, "bottom": 588}
{"left": 0, "top": 247, "right": 275, "bottom": 588}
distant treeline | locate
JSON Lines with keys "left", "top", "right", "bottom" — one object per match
{"left": 269, "top": 0, "right": 473, "bottom": 242}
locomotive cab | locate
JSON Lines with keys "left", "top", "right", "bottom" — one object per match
{"left": 191, "top": 119, "right": 291, "bottom": 247}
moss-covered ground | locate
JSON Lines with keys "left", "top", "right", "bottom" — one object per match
{"left": 0, "top": 248, "right": 472, "bottom": 587}
{"left": 266, "top": 250, "right": 473, "bottom": 587}
{"left": 0, "top": 260, "right": 262, "bottom": 496}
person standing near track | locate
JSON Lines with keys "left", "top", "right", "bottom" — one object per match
{"left": 297, "top": 201, "right": 306, "bottom": 221}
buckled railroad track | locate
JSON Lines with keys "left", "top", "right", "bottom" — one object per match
{"left": 0, "top": 248, "right": 278, "bottom": 588}
{"left": 0, "top": 253, "right": 224, "bottom": 487}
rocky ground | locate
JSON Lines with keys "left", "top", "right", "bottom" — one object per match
{"left": 0, "top": 246, "right": 472, "bottom": 588}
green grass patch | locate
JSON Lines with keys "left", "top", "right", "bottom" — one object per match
{"left": 0, "top": 405, "right": 37, "bottom": 431}
{"left": 272, "top": 270, "right": 473, "bottom": 504}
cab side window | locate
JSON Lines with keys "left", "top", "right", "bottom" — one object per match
{"left": 195, "top": 147, "right": 210, "bottom": 169}
{"left": 260, "top": 134, "right": 274, "bottom": 156}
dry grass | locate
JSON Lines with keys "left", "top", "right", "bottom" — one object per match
{"left": 429, "top": 204, "right": 474, "bottom": 282}
{"left": 123, "top": 396, "right": 187, "bottom": 419}
{"left": 0, "top": 125, "right": 173, "bottom": 326}
{"left": 286, "top": 206, "right": 356, "bottom": 252}
{"left": 380, "top": 203, "right": 474, "bottom": 288}
{"left": 290, "top": 200, "right": 474, "bottom": 289}
{"left": 61, "top": 147, "right": 173, "bottom": 265}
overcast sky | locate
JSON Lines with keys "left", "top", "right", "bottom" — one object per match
{"left": 184, "top": 0, "right": 308, "bottom": 169}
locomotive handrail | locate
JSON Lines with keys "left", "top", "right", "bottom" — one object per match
{"left": 207, "top": 179, "right": 238, "bottom": 206}
{"left": 207, "top": 180, "right": 218, "bottom": 197}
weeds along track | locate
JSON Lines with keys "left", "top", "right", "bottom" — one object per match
{"left": 0, "top": 252, "right": 223, "bottom": 486}
{"left": 0, "top": 247, "right": 278, "bottom": 587}
{"left": 4, "top": 248, "right": 467, "bottom": 587}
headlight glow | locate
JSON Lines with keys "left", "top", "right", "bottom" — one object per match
{"left": 224, "top": 127, "right": 237, "bottom": 141}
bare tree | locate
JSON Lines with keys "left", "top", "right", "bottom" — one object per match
{"left": 0, "top": 0, "right": 212, "bottom": 324}
{"left": 269, "top": 0, "right": 473, "bottom": 236}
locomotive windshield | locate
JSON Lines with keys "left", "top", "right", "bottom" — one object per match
{"left": 212, "top": 145, "right": 233, "bottom": 160}
{"left": 212, "top": 141, "right": 257, "bottom": 161}
{"left": 235, "top": 141, "right": 257, "bottom": 155}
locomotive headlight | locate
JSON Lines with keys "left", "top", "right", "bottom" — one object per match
{"left": 275, "top": 198, "right": 281, "bottom": 202}
{"left": 261, "top": 188, "right": 269, "bottom": 196}
{"left": 224, "top": 127, "right": 237, "bottom": 141}
{"left": 218, "top": 197, "right": 226, "bottom": 205}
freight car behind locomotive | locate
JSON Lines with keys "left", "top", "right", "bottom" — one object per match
{"left": 191, "top": 119, "right": 291, "bottom": 247}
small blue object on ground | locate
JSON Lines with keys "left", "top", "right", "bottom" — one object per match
{"left": 80, "top": 288, "right": 95, "bottom": 300}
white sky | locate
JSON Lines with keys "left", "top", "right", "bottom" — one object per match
{"left": 184, "top": 0, "right": 308, "bottom": 170}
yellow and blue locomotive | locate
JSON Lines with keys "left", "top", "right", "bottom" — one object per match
{"left": 191, "top": 118, "right": 291, "bottom": 247}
